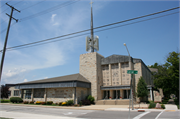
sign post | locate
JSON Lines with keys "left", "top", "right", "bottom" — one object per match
{"left": 127, "top": 70, "right": 138, "bottom": 119}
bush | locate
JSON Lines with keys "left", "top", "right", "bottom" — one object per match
{"left": 1, "top": 99, "right": 10, "bottom": 103}
{"left": 79, "top": 101, "right": 82, "bottom": 106}
{"left": 59, "top": 102, "right": 63, "bottom": 106}
{"left": 61, "top": 102, "right": 67, "bottom": 106}
{"left": 23, "top": 101, "right": 29, "bottom": 104}
{"left": 81, "top": 99, "right": 91, "bottom": 105}
{"left": 148, "top": 102, "right": 156, "bottom": 108}
{"left": 87, "top": 95, "right": 95, "bottom": 104}
{"left": 66, "top": 100, "right": 73, "bottom": 106}
{"left": 161, "top": 104, "right": 165, "bottom": 109}
{"left": 41, "top": 102, "right": 46, "bottom": 105}
{"left": 10, "top": 97, "right": 23, "bottom": 103}
{"left": 46, "top": 101, "right": 53, "bottom": 105}
{"left": 29, "top": 101, "right": 34, "bottom": 104}
{"left": 36, "top": 101, "right": 41, "bottom": 104}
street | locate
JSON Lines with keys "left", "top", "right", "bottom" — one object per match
{"left": 0, "top": 104, "right": 179, "bottom": 119}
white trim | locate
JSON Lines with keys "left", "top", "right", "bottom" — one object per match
{"left": 133, "top": 111, "right": 150, "bottom": 119}
{"left": 155, "top": 110, "right": 164, "bottom": 119}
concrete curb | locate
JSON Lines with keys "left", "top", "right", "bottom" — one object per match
{"left": 2, "top": 103, "right": 178, "bottom": 112}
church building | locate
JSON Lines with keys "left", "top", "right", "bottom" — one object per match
{"left": 7, "top": 2, "right": 155, "bottom": 105}
{"left": 8, "top": 52, "right": 154, "bottom": 105}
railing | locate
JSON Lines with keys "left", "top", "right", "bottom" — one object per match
{"left": 115, "top": 96, "right": 118, "bottom": 105}
{"left": 103, "top": 96, "right": 107, "bottom": 105}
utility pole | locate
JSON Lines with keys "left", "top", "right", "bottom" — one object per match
{"left": 0, "top": 3, "right": 20, "bottom": 81}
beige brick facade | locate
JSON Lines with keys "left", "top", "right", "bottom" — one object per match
{"left": 79, "top": 52, "right": 104, "bottom": 100}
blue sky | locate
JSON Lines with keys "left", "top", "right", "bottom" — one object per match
{"left": 0, "top": 0, "right": 179, "bottom": 85}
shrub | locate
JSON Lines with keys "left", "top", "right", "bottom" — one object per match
{"left": 74, "top": 104, "right": 78, "bottom": 107}
{"left": 161, "top": 104, "right": 165, "bottom": 109}
{"left": 41, "top": 102, "right": 46, "bottom": 105}
{"left": 81, "top": 99, "right": 91, "bottom": 105}
{"left": 148, "top": 102, "right": 156, "bottom": 108}
{"left": 66, "top": 100, "right": 73, "bottom": 106}
{"left": 79, "top": 101, "right": 82, "bottom": 106}
{"left": 29, "top": 101, "right": 34, "bottom": 104}
{"left": 62, "top": 102, "right": 67, "bottom": 106}
{"left": 87, "top": 95, "right": 95, "bottom": 104}
{"left": 46, "top": 101, "right": 53, "bottom": 105}
{"left": 59, "top": 102, "right": 63, "bottom": 106}
{"left": 0, "top": 99, "right": 10, "bottom": 103}
{"left": 23, "top": 101, "right": 29, "bottom": 104}
{"left": 36, "top": 101, "right": 41, "bottom": 104}
{"left": 10, "top": 97, "right": 23, "bottom": 103}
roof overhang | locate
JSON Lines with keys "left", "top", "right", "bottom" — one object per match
{"left": 15, "top": 81, "right": 91, "bottom": 89}
{"left": 101, "top": 85, "right": 130, "bottom": 90}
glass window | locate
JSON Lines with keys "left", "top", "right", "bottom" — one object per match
{"left": 8, "top": 91, "right": 11, "bottom": 96}
{"left": 23, "top": 89, "right": 32, "bottom": 99}
{"left": 14, "top": 90, "right": 19, "bottom": 96}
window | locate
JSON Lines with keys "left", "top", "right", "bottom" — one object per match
{"left": 23, "top": 90, "right": 31, "bottom": 99}
{"left": 8, "top": 91, "right": 11, "bottom": 96}
{"left": 34, "top": 89, "right": 45, "bottom": 98}
{"left": 14, "top": 90, "right": 19, "bottom": 96}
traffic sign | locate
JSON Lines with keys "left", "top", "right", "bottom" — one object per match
{"left": 127, "top": 70, "right": 138, "bottom": 74}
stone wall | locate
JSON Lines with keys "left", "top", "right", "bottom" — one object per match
{"left": 79, "top": 52, "right": 104, "bottom": 101}
{"left": 46, "top": 87, "right": 74, "bottom": 103}
{"left": 76, "top": 87, "right": 89, "bottom": 103}
{"left": 8, "top": 86, "right": 21, "bottom": 99}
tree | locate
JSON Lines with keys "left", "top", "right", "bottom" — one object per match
{"left": 1, "top": 85, "right": 9, "bottom": 99}
{"left": 137, "top": 76, "right": 148, "bottom": 102}
{"left": 150, "top": 51, "right": 179, "bottom": 99}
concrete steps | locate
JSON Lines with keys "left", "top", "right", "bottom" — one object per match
{"left": 96, "top": 100, "right": 134, "bottom": 105}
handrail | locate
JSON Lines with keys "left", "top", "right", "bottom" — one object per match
{"left": 103, "top": 95, "right": 107, "bottom": 105}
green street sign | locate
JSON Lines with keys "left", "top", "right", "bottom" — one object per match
{"left": 127, "top": 70, "right": 138, "bottom": 74}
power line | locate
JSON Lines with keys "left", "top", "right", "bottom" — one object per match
{"left": 0, "top": 0, "right": 12, "bottom": 8}
{"left": 19, "top": 0, "right": 79, "bottom": 22}
{"left": 1, "top": 0, "right": 46, "bottom": 25}
{"left": 0, "top": 0, "right": 79, "bottom": 33}
{"left": 0, "top": 0, "right": 24, "bottom": 14}
{"left": 0, "top": 22, "right": 17, "bottom": 34}
{"left": 0, "top": 10, "right": 178, "bottom": 53}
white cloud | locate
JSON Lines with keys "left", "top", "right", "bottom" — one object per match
{"left": 0, "top": 1, "right": 108, "bottom": 85}
{"left": 44, "top": 77, "right": 48, "bottom": 79}
{"left": 51, "top": 14, "right": 57, "bottom": 22}
{"left": 23, "top": 79, "right": 28, "bottom": 82}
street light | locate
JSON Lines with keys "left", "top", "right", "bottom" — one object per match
{"left": 124, "top": 43, "right": 134, "bottom": 119}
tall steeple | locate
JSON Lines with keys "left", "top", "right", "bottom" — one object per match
{"left": 86, "top": 0, "right": 99, "bottom": 53}
{"left": 90, "top": 0, "right": 94, "bottom": 52}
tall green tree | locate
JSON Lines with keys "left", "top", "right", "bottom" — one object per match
{"left": 150, "top": 51, "right": 179, "bottom": 99}
{"left": 137, "top": 76, "right": 148, "bottom": 101}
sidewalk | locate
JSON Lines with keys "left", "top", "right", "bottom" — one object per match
{"left": 0, "top": 103, "right": 179, "bottom": 112}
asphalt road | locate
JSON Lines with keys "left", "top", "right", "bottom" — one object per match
{"left": 0, "top": 104, "right": 179, "bottom": 119}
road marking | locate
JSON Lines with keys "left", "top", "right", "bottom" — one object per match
{"left": 155, "top": 110, "right": 164, "bottom": 119}
{"left": 133, "top": 111, "right": 150, "bottom": 119}
{"left": 63, "top": 112, "right": 73, "bottom": 115}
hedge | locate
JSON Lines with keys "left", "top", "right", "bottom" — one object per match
{"left": 10, "top": 97, "right": 23, "bottom": 103}
{"left": 1, "top": 99, "right": 10, "bottom": 103}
